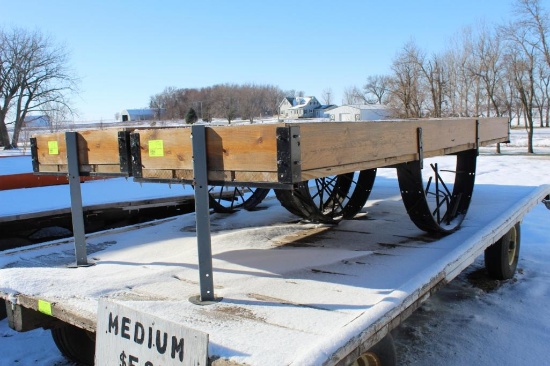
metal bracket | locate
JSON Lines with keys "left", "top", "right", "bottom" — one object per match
{"left": 475, "top": 119, "right": 480, "bottom": 156}
{"left": 118, "top": 131, "right": 132, "bottom": 176}
{"left": 30, "top": 137, "right": 39, "bottom": 172}
{"left": 417, "top": 127, "right": 424, "bottom": 169}
{"left": 129, "top": 132, "right": 143, "bottom": 179}
{"left": 276, "top": 126, "right": 302, "bottom": 184}
{"left": 190, "top": 125, "right": 221, "bottom": 304}
{"left": 65, "top": 132, "right": 93, "bottom": 267}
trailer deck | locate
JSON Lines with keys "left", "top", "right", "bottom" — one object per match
{"left": 1, "top": 177, "right": 548, "bottom": 365}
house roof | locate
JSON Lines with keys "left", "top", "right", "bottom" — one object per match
{"left": 23, "top": 115, "right": 50, "bottom": 127}
{"left": 122, "top": 109, "right": 156, "bottom": 116}
{"left": 288, "top": 97, "right": 319, "bottom": 109}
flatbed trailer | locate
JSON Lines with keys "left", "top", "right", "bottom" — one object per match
{"left": 5, "top": 117, "right": 544, "bottom": 365}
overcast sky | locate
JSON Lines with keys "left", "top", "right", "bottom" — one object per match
{"left": 1, "top": 0, "right": 536, "bottom": 121}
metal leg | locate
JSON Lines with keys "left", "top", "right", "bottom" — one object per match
{"left": 190, "top": 125, "right": 220, "bottom": 304}
{"left": 65, "top": 132, "right": 91, "bottom": 267}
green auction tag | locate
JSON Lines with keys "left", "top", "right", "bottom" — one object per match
{"left": 148, "top": 140, "right": 164, "bottom": 157}
{"left": 48, "top": 141, "right": 59, "bottom": 155}
{"left": 38, "top": 299, "right": 52, "bottom": 316}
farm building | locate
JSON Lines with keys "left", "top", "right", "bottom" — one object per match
{"left": 326, "top": 104, "right": 395, "bottom": 121}
{"left": 313, "top": 104, "right": 337, "bottom": 118}
{"left": 121, "top": 109, "right": 164, "bottom": 122}
{"left": 23, "top": 115, "right": 50, "bottom": 127}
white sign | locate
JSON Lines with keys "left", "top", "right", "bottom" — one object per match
{"left": 96, "top": 299, "right": 209, "bottom": 366}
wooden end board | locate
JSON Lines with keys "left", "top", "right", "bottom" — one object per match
{"left": 135, "top": 124, "right": 281, "bottom": 183}
{"left": 32, "top": 129, "right": 132, "bottom": 176}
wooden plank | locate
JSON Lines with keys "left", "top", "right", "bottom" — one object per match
{"left": 478, "top": 117, "right": 510, "bottom": 144}
{"left": 33, "top": 132, "right": 67, "bottom": 166}
{"left": 137, "top": 128, "right": 193, "bottom": 170}
{"left": 205, "top": 124, "right": 280, "bottom": 172}
{"left": 296, "top": 119, "right": 478, "bottom": 171}
{"left": 137, "top": 124, "right": 281, "bottom": 173}
{"left": 5, "top": 293, "right": 96, "bottom": 332}
{"left": 32, "top": 129, "right": 129, "bottom": 175}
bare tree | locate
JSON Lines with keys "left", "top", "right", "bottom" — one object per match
{"left": 468, "top": 24, "right": 507, "bottom": 117}
{"left": 321, "top": 88, "right": 333, "bottom": 104}
{"left": 388, "top": 41, "right": 425, "bottom": 118}
{"left": 503, "top": 23, "right": 538, "bottom": 153}
{"left": 418, "top": 51, "right": 447, "bottom": 117}
{"left": 362, "top": 75, "right": 391, "bottom": 104}
{"left": 515, "top": 0, "right": 550, "bottom": 67}
{"left": 342, "top": 86, "right": 364, "bottom": 105}
{"left": 239, "top": 83, "right": 264, "bottom": 122}
{"left": 42, "top": 101, "right": 68, "bottom": 133}
{"left": 0, "top": 28, "right": 78, "bottom": 148}
{"left": 212, "top": 84, "right": 239, "bottom": 123}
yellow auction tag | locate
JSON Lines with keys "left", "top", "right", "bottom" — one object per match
{"left": 48, "top": 141, "right": 59, "bottom": 155}
{"left": 38, "top": 299, "right": 52, "bottom": 316}
{"left": 148, "top": 140, "right": 164, "bottom": 157}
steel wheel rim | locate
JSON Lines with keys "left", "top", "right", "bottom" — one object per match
{"left": 275, "top": 169, "right": 376, "bottom": 223}
{"left": 350, "top": 352, "right": 382, "bottom": 366}
{"left": 396, "top": 149, "right": 477, "bottom": 233}
{"left": 208, "top": 186, "right": 269, "bottom": 213}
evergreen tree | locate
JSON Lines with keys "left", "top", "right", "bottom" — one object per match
{"left": 185, "top": 108, "right": 198, "bottom": 124}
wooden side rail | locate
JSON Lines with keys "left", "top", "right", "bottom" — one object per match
{"left": 30, "top": 118, "right": 509, "bottom": 186}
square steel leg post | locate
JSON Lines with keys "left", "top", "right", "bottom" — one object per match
{"left": 65, "top": 132, "right": 89, "bottom": 266}
{"left": 191, "top": 125, "right": 218, "bottom": 303}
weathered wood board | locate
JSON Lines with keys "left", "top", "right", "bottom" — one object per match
{"left": 31, "top": 118, "right": 509, "bottom": 185}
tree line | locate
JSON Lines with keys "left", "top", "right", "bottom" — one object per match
{"left": 343, "top": 0, "right": 550, "bottom": 153}
{"left": 149, "top": 84, "right": 288, "bottom": 124}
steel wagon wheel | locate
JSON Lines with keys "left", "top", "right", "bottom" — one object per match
{"left": 208, "top": 185, "right": 270, "bottom": 213}
{"left": 275, "top": 169, "right": 377, "bottom": 224}
{"left": 396, "top": 149, "right": 477, "bottom": 234}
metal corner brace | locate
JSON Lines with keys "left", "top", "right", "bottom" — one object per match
{"left": 276, "top": 125, "right": 302, "bottom": 184}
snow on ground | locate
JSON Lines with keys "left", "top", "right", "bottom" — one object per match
{"left": 0, "top": 127, "right": 549, "bottom": 365}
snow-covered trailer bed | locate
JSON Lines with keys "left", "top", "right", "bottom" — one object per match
{"left": 1, "top": 181, "right": 548, "bottom": 366}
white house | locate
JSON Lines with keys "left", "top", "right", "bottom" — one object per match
{"left": 326, "top": 104, "right": 395, "bottom": 121}
{"left": 278, "top": 96, "right": 323, "bottom": 119}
